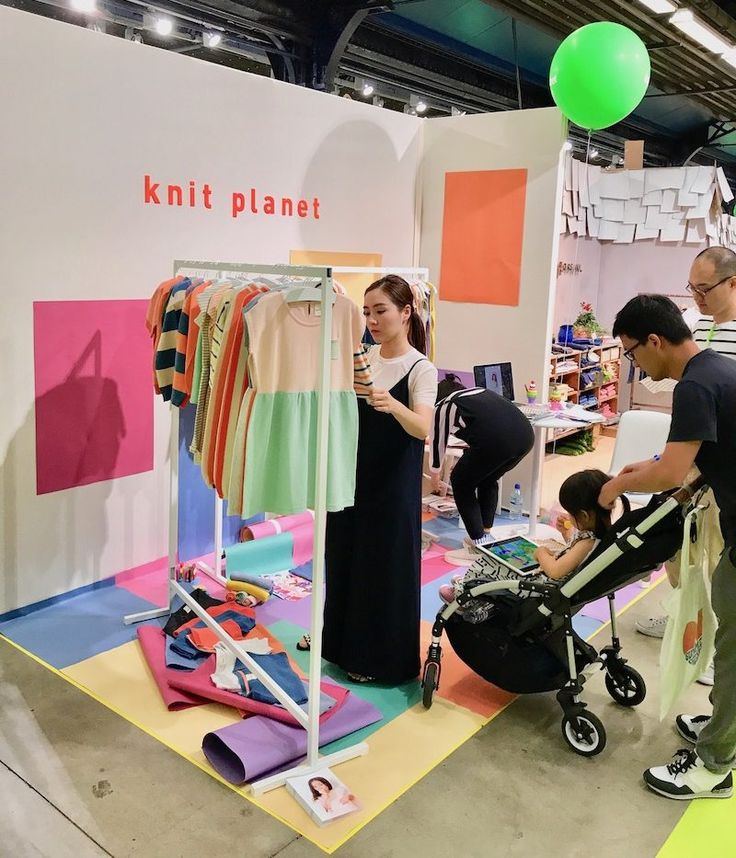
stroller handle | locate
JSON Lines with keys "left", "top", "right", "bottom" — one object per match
{"left": 673, "top": 475, "right": 708, "bottom": 507}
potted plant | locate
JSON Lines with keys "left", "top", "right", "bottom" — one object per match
{"left": 573, "top": 302, "right": 605, "bottom": 339}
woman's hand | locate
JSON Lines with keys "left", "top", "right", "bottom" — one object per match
{"left": 368, "top": 389, "right": 398, "bottom": 414}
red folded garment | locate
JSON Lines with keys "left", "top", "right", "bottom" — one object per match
{"left": 188, "top": 620, "right": 246, "bottom": 652}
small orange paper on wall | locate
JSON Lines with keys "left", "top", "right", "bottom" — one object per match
{"left": 439, "top": 169, "right": 527, "bottom": 306}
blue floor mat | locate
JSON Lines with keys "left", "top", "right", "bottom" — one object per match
{"left": 0, "top": 586, "right": 160, "bottom": 669}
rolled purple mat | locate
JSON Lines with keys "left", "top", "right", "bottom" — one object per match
{"left": 202, "top": 693, "right": 382, "bottom": 784}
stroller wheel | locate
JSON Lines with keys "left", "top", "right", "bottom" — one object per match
{"left": 605, "top": 665, "right": 647, "bottom": 707}
{"left": 422, "top": 662, "right": 440, "bottom": 709}
{"left": 561, "top": 712, "right": 606, "bottom": 757}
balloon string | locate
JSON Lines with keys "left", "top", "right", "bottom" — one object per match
{"left": 564, "top": 130, "right": 592, "bottom": 341}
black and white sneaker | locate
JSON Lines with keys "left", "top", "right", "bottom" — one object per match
{"left": 644, "top": 749, "right": 733, "bottom": 800}
{"left": 676, "top": 714, "right": 711, "bottom": 744}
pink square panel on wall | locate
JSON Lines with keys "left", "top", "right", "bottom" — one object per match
{"left": 33, "top": 300, "right": 153, "bottom": 494}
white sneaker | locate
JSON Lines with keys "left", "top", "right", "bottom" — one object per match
{"left": 644, "top": 749, "right": 733, "bottom": 800}
{"left": 676, "top": 714, "right": 711, "bottom": 744}
{"left": 697, "top": 661, "right": 715, "bottom": 686}
{"left": 635, "top": 615, "right": 668, "bottom": 638}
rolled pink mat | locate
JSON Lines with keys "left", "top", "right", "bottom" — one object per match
{"left": 241, "top": 511, "right": 314, "bottom": 543}
{"left": 168, "top": 654, "right": 349, "bottom": 724}
{"left": 137, "top": 626, "right": 207, "bottom": 711}
{"left": 202, "top": 693, "right": 382, "bottom": 784}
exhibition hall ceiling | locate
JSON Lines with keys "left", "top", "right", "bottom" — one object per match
{"left": 5, "top": 0, "right": 736, "bottom": 177}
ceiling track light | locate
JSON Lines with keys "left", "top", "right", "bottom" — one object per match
{"left": 670, "top": 9, "right": 733, "bottom": 55}
{"left": 635, "top": 0, "right": 676, "bottom": 13}
{"left": 362, "top": 82, "right": 375, "bottom": 98}
{"left": 589, "top": 149, "right": 599, "bottom": 159}
{"left": 154, "top": 16, "right": 173, "bottom": 37}
{"left": 415, "top": 99, "right": 428, "bottom": 114}
{"left": 71, "top": 0, "right": 96, "bottom": 13}
{"left": 203, "top": 31, "right": 221, "bottom": 48}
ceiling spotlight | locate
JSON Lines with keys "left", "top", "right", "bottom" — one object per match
{"left": 372, "top": 96, "right": 385, "bottom": 108}
{"left": 451, "top": 106, "right": 466, "bottom": 117}
{"left": 415, "top": 100, "right": 428, "bottom": 114}
{"left": 71, "top": 0, "right": 96, "bottom": 12}
{"left": 155, "top": 16, "right": 173, "bottom": 36}
{"left": 125, "top": 27, "right": 143, "bottom": 43}
{"left": 563, "top": 140, "right": 573, "bottom": 151}
{"left": 724, "top": 49, "right": 736, "bottom": 69}
{"left": 203, "top": 31, "right": 221, "bottom": 48}
{"left": 362, "top": 83, "right": 375, "bottom": 97}
{"left": 590, "top": 149, "right": 599, "bottom": 159}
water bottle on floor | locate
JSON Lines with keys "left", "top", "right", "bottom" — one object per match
{"left": 508, "top": 483, "right": 524, "bottom": 520}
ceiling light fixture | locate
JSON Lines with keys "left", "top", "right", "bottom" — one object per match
{"left": 362, "top": 83, "right": 375, "bottom": 97}
{"left": 590, "top": 149, "right": 599, "bottom": 159}
{"left": 415, "top": 100, "right": 428, "bottom": 114}
{"left": 635, "top": 0, "right": 676, "bottom": 13}
{"left": 125, "top": 27, "right": 143, "bottom": 43}
{"left": 722, "top": 49, "right": 736, "bottom": 69}
{"left": 71, "top": 0, "right": 96, "bottom": 12}
{"left": 563, "top": 140, "right": 573, "bottom": 151}
{"left": 670, "top": 9, "right": 733, "bottom": 54}
{"left": 203, "top": 31, "right": 221, "bottom": 48}
{"left": 154, "top": 16, "right": 173, "bottom": 36}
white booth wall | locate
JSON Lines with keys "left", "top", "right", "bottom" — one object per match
{"left": 0, "top": 7, "right": 422, "bottom": 614}
{"left": 1, "top": 7, "right": 566, "bottom": 612}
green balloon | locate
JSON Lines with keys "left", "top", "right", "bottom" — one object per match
{"left": 549, "top": 22, "right": 651, "bottom": 131}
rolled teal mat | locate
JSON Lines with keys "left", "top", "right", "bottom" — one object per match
{"left": 225, "top": 532, "right": 294, "bottom": 578}
{"left": 227, "top": 571, "right": 274, "bottom": 592}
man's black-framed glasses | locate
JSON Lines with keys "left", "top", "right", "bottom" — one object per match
{"left": 685, "top": 275, "right": 733, "bottom": 298}
{"left": 623, "top": 341, "right": 644, "bottom": 363}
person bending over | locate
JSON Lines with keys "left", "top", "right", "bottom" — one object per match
{"left": 429, "top": 380, "right": 534, "bottom": 549}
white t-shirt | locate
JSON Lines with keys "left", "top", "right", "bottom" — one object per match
{"left": 367, "top": 346, "right": 438, "bottom": 409}
{"left": 693, "top": 317, "right": 736, "bottom": 359}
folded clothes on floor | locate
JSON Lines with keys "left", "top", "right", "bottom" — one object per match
{"left": 167, "top": 633, "right": 209, "bottom": 665}
{"left": 210, "top": 644, "right": 307, "bottom": 704}
{"left": 173, "top": 603, "right": 256, "bottom": 638}
{"left": 162, "top": 587, "right": 225, "bottom": 637}
{"left": 169, "top": 646, "right": 350, "bottom": 724}
{"left": 188, "top": 623, "right": 271, "bottom": 654}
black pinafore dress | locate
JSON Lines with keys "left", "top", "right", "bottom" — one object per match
{"left": 322, "top": 360, "right": 425, "bottom": 682}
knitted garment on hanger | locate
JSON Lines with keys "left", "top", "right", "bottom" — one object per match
{"left": 239, "top": 292, "right": 364, "bottom": 517}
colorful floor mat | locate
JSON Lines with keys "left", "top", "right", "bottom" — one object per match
{"left": 0, "top": 520, "right": 672, "bottom": 854}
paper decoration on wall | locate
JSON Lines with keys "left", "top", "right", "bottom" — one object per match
{"left": 33, "top": 300, "right": 153, "bottom": 495}
{"left": 439, "top": 169, "right": 527, "bottom": 306}
{"left": 561, "top": 158, "right": 736, "bottom": 249}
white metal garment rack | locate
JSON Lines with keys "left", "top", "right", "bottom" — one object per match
{"left": 124, "top": 259, "right": 368, "bottom": 794}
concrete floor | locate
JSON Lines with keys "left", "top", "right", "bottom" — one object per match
{"left": 0, "top": 582, "right": 712, "bottom": 858}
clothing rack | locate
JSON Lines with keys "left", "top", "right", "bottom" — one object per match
{"left": 124, "top": 259, "right": 368, "bottom": 795}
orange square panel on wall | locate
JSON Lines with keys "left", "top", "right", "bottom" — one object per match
{"left": 439, "top": 169, "right": 528, "bottom": 306}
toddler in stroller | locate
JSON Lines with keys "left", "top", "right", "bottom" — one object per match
{"left": 423, "top": 470, "right": 706, "bottom": 756}
{"left": 438, "top": 470, "right": 629, "bottom": 622}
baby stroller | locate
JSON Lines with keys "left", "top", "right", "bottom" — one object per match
{"left": 421, "top": 478, "right": 708, "bottom": 756}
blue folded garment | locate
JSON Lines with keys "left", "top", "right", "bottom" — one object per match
{"left": 166, "top": 633, "right": 207, "bottom": 668}
{"left": 233, "top": 651, "right": 308, "bottom": 705}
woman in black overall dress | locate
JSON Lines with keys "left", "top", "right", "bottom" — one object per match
{"left": 321, "top": 276, "right": 437, "bottom": 683}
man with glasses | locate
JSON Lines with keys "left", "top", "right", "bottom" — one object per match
{"left": 600, "top": 293, "right": 736, "bottom": 800}
{"left": 636, "top": 247, "right": 736, "bottom": 684}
